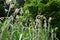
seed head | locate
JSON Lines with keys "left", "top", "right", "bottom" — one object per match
{"left": 6, "top": 0, "right": 11, "bottom": 4}
{"left": 44, "top": 20, "right": 47, "bottom": 28}
{"left": 43, "top": 16, "right": 46, "bottom": 19}
{"left": 9, "top": 3, "right": 14, "bottom": 9}
{"left": 40, "top": 15, "right": 43, "bottom": 18}
{"left": 55, "top": 27, "right": 58, "bottom": 31}
{"left": 14, "top": 8, "right": 20, "bottom": 14}
{"left": 48, "top": 17, "right": 52, "bottom": 23}
{"left": 51, "top": 29, "right": 54, "bottom": 33}
{"left": 16, "top": 15, "right": 19, "bottom": 19}
{"left": 36, "top": 15, "right": 41, "bottom": 19}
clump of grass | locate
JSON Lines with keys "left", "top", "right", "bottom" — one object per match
{"left": 0, "top": 0, "right": 58, "bottom": 40}
{"left": 0, "top": 14, "right": 58, "bottom": 40}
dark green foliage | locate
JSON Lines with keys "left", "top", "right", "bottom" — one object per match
{"left": 0, "top": 0, "right": 5, "bottom": 4}
{"left": 41, "top": 0, "right": 49, "bottom": 4}
{"left": 23, "top": 0, "right": 60, "bottom": 39}
{"left": 0, "top": 0, "right": 5, "bottom": 17}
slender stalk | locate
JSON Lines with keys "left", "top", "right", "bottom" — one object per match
{"left": 51, "top": 29, "right": 54, "bottom": 40}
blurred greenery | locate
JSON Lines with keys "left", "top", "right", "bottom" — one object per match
{"left": 0, "top": 0, "right": 60, "bottom": 40}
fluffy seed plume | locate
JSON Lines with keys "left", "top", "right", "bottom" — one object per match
{"left": 55, "top": 27, "right": 58, "bottom": 31}
{"left": 43, "top": 16, "right": 46, "bottom": 19}
{"left": 14, "top": 8, "right": 20, "bottom": 14}
{"left": 48, "top": 17, "right": 52, "bottom": 23}
{"left": 9, "top": 3, "right": 14, "bottom": 9}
